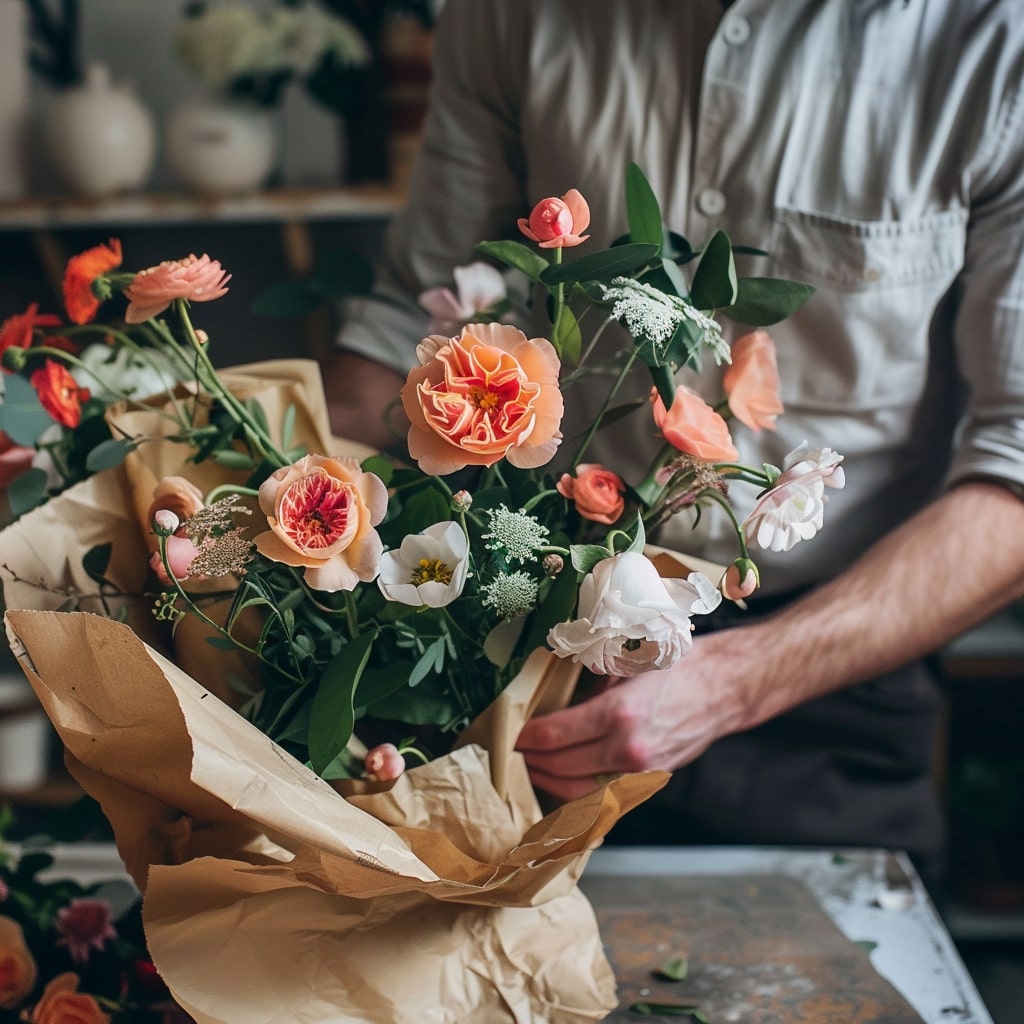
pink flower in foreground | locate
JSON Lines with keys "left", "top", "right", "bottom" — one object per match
{"left": 122, "top": 253, "right": 230, "bottom": 324}
{"left": 418, "top": 262, "right": 507, "bottom": 335}
{"left": 743, "top": 445, "right": 846, "bottom": 552}
{"left": 651, "top": 386, "right": 739, "bottom": 463}
{"left": 55, "top": 898, "right": 117, "bottom": 965}
{"left": 517, "top": 189, "right": 591, "bottom": 248}
{"left": 364, "top": 743, "right": 405, "bottom": 781}
{"left": 723, "top": 329, "right": 784, "bottom": 432}
{"left": 254, "top": 454, "right": 387, "bottom": 592}
{"left": 720, "top": 557, "right": 760, "bottom": 600}
{"left": 557, "top": 464, "right": 626, "bottom": 525}
{"left": 402, "top": 322, "right": 563, "bottom": 476}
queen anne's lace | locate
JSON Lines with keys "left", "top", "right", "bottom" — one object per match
{"left": 481, "top": 571, "right": 539, "bottom": 619}
{"left": 482, "top": 505, "right": 549, "bottom": 563}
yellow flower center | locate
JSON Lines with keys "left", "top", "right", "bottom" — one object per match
{"left": 411, "top": 558, "right": 453, "bottom": 586}
{"left": 470, "top": 387, "right": 501, "bottom": 412}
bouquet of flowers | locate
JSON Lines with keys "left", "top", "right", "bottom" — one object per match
{"left": 0, "top": 164, "right": 843, "bottom": 1022}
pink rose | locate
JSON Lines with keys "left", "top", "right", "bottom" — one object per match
{"left": 557, "top": 464, "right": 626, "bottom": 525}
{"left": 364, "top": 743, "right": 405, "bottom": 781}
{"left": 123, "top": 253, "right": 230, "bottom": 324}
{"left": 254, "top": 453, "right": 387, "bottom": 592}
{"left": 402, "top": 322, "right": 563, "bottom": 476}
{"left": 723, "top": 329, "right": 784, "bottom": 432}
{"left": 517, "top": 189, "right": 591, "bottom": 248}
{"left": 650, "top": 386, "right": 739, "bottom": 463}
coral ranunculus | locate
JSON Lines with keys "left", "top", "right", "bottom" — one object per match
{"left": 27, "top": 973, "right": 110, "bottom": 1024}
{"left": 62, "top": 238, "right": 123, "bottom": 325}
{"left": 0, "top": 304, "right": 62, "bottom": 365}
{"left": 517, "top": 189, "right": 591, "bottom": 248}
{"left": 122, "top": 253, "right": 231, "bottom": 324}
{"left": 0, "top": 916, "right": 38, "bottom": 1009}
{"left": 723, "top": 329, "right": 784, "bottom": 432}
{"left": 651, "top": 386, "right": 739, "bottom": 463}
{"left": 403, "top": 322, "right": 563, "bottom": 476}
{"left": 29, "top": 360, "right": 91, "bottom": 428}
{"left": 254, "top": 454, "right": 387, "bottom": 592}
{"left": 557, "top": 464, "right": 626, "bottom": 525}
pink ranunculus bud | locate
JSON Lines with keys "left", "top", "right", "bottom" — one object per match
{"left": 152, "top": 509, "right": 180, "bottom": 535}
{"left": 364, "top": 743, "right": 405, "bottom": 782}
{"left": 720, "top": 557, "right": 760, "bottom": 601}
{"left": 517, "top": 189, "right": 591, "bottom": 249}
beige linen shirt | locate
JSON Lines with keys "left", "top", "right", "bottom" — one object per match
{"left": 338, "top": 0, "right": 1024, "bottom": 594}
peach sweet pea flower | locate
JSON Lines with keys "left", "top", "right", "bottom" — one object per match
{"left": 0, "top": 304, "right": 62, "bottom": 366}
{"left": 722, "top": 329, "right": 784, "bottom": 432}
{"left": 254, "top": 454, "right": 387, "bottom": 592}
{"left": 0, "top": 915, "right": 38, "bottom": 1009}
{"left": 517, "top": 189, "right": 591, "bottom": 248}
{"left": 122, "top": 253, "right": 231, "bottom": 324}
{"left": 30, "top": 360, "right": 90, "bottom": 429}
{"left": 650, "top": 386, "right": 739, "bottom": 463}
{"left": 402, "top": 322, "right": 563, "bottom": 476}
{"left": 418, "top": 261, "right": 507, "bottom": 335}
{"left": 62, "top": 238, "right": 123, "bottom": 324}
{"left": 557, "top": 464, "right": 626, "bottom": 525}
{"left": 27, "top": 972, "right": 110, "bottom": 1024}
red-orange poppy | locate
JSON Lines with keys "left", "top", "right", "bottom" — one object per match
{"left": 0, "top": 304, "right": 62, "bottom": 367}
{"left": 29, "top": 359, "right": 91, "bottom": 428}
{"left": 62, "top": 238, "right": 123, "bottom": 324}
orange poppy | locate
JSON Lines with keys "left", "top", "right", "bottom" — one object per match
{"left": 62, "top": 238, "right": 123, "bottom": 324}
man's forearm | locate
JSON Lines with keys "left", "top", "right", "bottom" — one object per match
{"left": 323, "top": 350, "right": 408, "bottom": 452}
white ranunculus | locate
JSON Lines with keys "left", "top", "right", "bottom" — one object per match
{"left": 742, "top": 444, "right": 845, "bottom": 553}
{"left": 377, "top": 521, "right": 469, "bottom": 608}
{"left": 547, "top": 551, "right": 721, "bottom": 677}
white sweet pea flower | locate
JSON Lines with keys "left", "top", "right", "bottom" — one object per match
{"left": 742, "top": 444, "right": 846, "bottom": 553}
{"left": 418, "top": 262, "right": 508, "bottom": 335}
{"left": 547, "top": 551, "right": 721, "bottom": 677}
{"left": 377, "top": 521, "right": 469, "bottom": 608}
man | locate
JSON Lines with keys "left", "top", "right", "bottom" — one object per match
{"left": 326, "top": 0, "right": 1024, "bottom": 885}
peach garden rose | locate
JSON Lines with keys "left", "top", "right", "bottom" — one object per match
{"left": 254, "top": 454, "right": 388, "bottom": 592}
{"left": 557, "top": 464, "right": 626, "bottom": 525}
{"left": 402, "top": 322, "right": 563, "bottom": 477}
{"left": 0, "top": 915, "right": 37, "bottom": 1009}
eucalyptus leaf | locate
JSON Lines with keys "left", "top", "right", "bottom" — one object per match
{"left": 308, "top": 630, "right": 376, "bottom": 775}
{"left": 475, "top": 239, "right": 549, "bottom": 282}
{"left": 409, "top": 637, "right": 446, "bottom": 687}
{"left": 539, "top": 243, "right": 659, "bottom": 286}
{"left": 81, "top": 543, "right": 113, "bottom": 587}
{"left": 84, "top": 437, "right": 137, "bottom": 472}
{"left": 689, "top": 230, "right": 738, "bottom": 309}
{"left": 553, "top": 303, "right": 582, "bottom": 363}
{"left": 6, "top": 468, "right": 50, "bottom": 518}
{"left": 0, "top": 372, "right": 53, "bottom": 445}
{"left": 212, "top": 448, "right": 257, "bottom": 470}
{"left": 722, "top": 277, "right": 816, "bottom": 325}
{"left": 625, "top": 162, "right": 664, "bottom": 248}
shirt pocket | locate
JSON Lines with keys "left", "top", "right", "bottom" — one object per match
{"left": 766, "top": 207, "right": 967, "bottom": 411}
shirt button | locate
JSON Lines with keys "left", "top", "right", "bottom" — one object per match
{"left": 697, "top": 188, "right": 727, "bottom": 217}
{"left": 723, "top": 15, "right": 751, "bottom": 46}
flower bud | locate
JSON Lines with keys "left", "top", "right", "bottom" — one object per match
{"left": 542, "top": 553, "right": 564, "bottom": 577}
{"left": 451, "top": 490, "right": 473, "bottom": 512}
{"left": 720, "top": 558, "right": 760, "bottom": 601}
{"left": 1, "top": 347, "right": 28, "bottom": 372}
{"left": 152, "top": 509, "right": 180, "bottom": 535}
{"left": 364, "top": 743, "right": 405, "bottom": 782}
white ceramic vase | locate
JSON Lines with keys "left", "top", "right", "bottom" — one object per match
{"left": 45, "top": 62, "right": 156, "bottom": 199}
{"left": 165, "top": 96, "right": 279, "bottom": 197}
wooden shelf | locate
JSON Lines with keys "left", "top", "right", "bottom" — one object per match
{"left": 0, "top": 183, "right": 406, "bottom": 231}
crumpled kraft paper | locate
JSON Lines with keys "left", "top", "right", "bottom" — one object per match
{"left": 0, "top": 358, "right": 671, "bottom": 1023}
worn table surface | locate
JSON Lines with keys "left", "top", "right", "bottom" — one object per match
{"left": 583, "top": 846, "right": 993, "bottom": 1024}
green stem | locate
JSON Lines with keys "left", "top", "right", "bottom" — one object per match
{"left": 572, "top": 348, "right": 642, "bottom": 469}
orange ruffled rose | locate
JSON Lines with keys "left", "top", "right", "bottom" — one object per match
{"left": 0, "top": 916, "right": 38, "bottom": 1009}
{"left": 27, "top": 973, "right": 110, "bottom": 1024}
{"left": 122, "top": 253, "right": 231, "bottom": 324}
{"left": 30, "top": 359, "right": 90, "bottom": 429}
{"left": 557, "top": 464, "right": 626, "bottom": 525}
{"left": 62, "top": 238, "right": 123, "bottom": 325}
{"left": 722, "top": 329, "right": 784, "bottom": 432}
{"left": 517, "top": 189, "right": 591, "bottom": 248}
{"left": 403, "top": 322, "right": 563, "bottom": 477}
{"left": 651, "top": 386, "right": 739, "bottom": 463}
{"left": 254, "top": 454, "right": 387, "bottom": 593}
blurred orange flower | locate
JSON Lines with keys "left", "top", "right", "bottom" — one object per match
{"left": 29, "top": 360, "right": 90, "bottom": 428}
{"left": 651, "top": 385, "right": 739, "bottom": 463}
{"left": 403, "top": 322, "right": 563, "bottom": 476}
{"left": 0, "top": 304, "right": 61, "bottom": 366}
{"left": 62, "top": 238, "right": 123, "bottom": 325}
{"left": 123, "top": 253, "right": 230, "bottom": 324}
{"left": 27, "top": 972, "right": 110, "bottom": 1024}
{"left": 0, "top": 916, "right": 38, "bottom": 1009}
{"left": 723, "top": 329, "right": 784, "bottom": 432}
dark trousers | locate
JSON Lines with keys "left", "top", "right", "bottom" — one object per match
{"left": 605, "top": 593, "right": 948, "bottom": 892}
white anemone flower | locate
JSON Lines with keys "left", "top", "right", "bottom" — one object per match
{"left": 418, "top": 262, "right": 508, "bottom": 335}
{"left": 377, "top": 521, "right": 469, "bottom": 608}
{"left": 547, "top": 551, "right": 721, "bottom": 677}
{"left": 742, "top": 444, "right": 846, "bottom": 553}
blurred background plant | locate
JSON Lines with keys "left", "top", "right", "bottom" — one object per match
{"left": 23, "top": 0, "right": 82, "bottom": 89}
